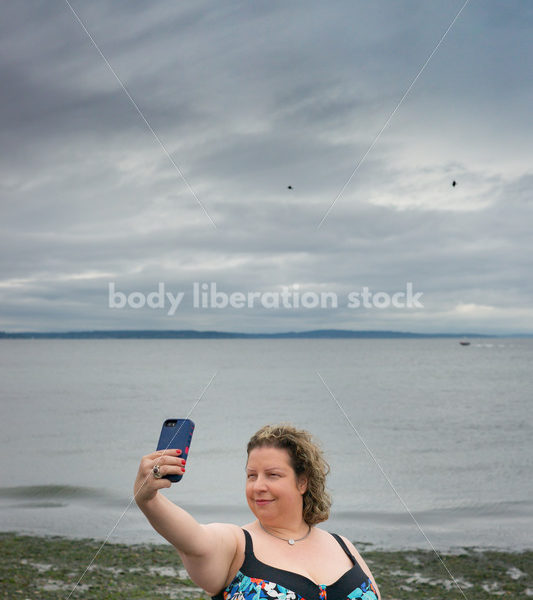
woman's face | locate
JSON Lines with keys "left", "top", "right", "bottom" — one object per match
{"left": 245, "top": 446, "right": 307, "bottom": 524}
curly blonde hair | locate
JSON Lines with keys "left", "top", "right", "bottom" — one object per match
{"left": 246, "top": 423, "right": 332, "bottom": 525}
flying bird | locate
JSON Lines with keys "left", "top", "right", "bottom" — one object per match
{"left": 452, "top": 180, "right": 457, "bottom": 187}
{"left": 287, "top": 185, "right": 293, "bottom": 190}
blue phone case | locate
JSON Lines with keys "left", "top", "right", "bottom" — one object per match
{"left": 156, "top": 418, "right": 195, "bottom": 482}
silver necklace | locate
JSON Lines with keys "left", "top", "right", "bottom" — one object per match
{"left": 259, "top": 521, "right": 312, "bottom": 545}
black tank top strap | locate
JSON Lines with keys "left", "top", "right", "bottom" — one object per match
{"left": 242, "top": 528, "right": 254, "bottom": 556}
{"left": 329, "top": 532, "right": 357, "bottom": 565}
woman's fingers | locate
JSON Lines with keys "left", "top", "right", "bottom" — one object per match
{"left": 134, "top": 450, "right": 187, "bottom": 505}
{"left": 141, "top": 454, "right": 186, "bottom": 480}
{"left": 150, "top": 462, "right": 186, "bottom": 478}
{"left": 146, "top": 448, "right": 182, "bottom": 459}
{"left": 149, "top": 454, "right": 186, "bottom": 470}
{"left": 151, "top": 454, "right": 186, "bottom": 471}
{"left": 140, "top": 452, "right": 185, "bottom": 475}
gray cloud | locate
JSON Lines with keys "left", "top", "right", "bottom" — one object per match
{"left": 1, "top": 1, "right": 532, "bottom": 333}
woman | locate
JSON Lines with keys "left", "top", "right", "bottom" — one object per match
{"left": 134, "top": 423, "right": 380, "bottom": 600}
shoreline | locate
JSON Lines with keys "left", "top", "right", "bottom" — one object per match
{"left": 1, "top": 532, "right": 531, "bottom": 599}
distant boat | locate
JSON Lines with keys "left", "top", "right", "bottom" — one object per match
{"left": 459, "top": 340, "right": 471, "bottom": 346}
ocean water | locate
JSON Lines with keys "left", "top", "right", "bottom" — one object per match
{"left": 0, "top": 338, "right": 531, "bottom": 551}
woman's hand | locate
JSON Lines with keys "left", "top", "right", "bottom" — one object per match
{"left": 134, "top": 449, "right": 186, "bottom": 506}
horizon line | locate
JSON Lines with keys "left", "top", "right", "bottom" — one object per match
{"left": 1, "top": 328, "right": 531, "bottom": 339}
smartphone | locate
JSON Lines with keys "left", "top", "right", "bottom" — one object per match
{"left": 156, "top": 418, "right": 195, "bottom": 482}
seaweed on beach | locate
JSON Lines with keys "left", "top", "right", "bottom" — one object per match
{"left": 1, "top": 533, "right": 531, "bottom": 599}
{"left": 0, "top": 533, "right": 201, "bottom": 599}
{"left": 364, "top": 547, "right": 532, "bottom": 599}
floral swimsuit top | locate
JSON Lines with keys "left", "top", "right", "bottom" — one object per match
{"left": 212, "top": 529, "right": 378, "bottom": 600}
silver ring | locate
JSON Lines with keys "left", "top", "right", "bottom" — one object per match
{"left": 153, "top": 465, "right": 162, "bottom": 479}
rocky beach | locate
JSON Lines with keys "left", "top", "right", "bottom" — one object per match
{"left": 1, "top": 533, "right": 531, "bottom": 599}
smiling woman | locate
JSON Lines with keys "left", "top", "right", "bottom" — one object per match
{"left": 134, "top": 424, "right": 380, "bottom": 600}
{"left": 245, "top": 424, "right": 332, "bottom": 531}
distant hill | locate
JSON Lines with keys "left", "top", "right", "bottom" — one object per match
{"left": 0, "top": 329, "right": 497, "bottom": 339}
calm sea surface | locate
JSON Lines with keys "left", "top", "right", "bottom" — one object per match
{"left": 0, "top": 338, "right": 531, "bottom": 551}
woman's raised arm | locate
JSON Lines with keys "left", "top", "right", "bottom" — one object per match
{"left": 134, "top": 449, "right": 239, "bottom": 595}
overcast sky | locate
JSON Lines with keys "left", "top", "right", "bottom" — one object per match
{"left": 1, "top": 1, "right": 532, "bottom": 334}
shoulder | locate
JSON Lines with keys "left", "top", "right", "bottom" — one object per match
{"left": 337, "top": 534, "right": 371, "bottom": 575}
{"left": 338, "top": 535, "right": 381, "bottom": 600}
{"left": 203, "top": 522, "right": 244, "bottom": 547}
{"left": 204, "top": 522, "right": 243, "bottom": 535}
{"left": 189, "top": 524, "right": 246, "bottom": 596}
